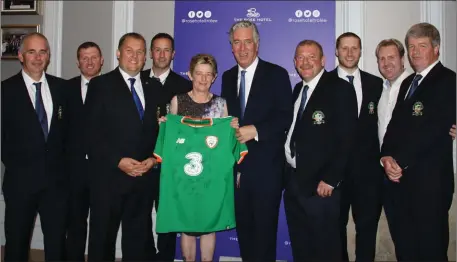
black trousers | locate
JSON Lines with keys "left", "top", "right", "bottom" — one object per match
{"left": 150, "top": 165, "right": 177, "bottom": 261}
{"left": 3, "top": 185, "right": 68, "bottom": 262}
{"left": 340, "top": 177, "right": 383, "bottom": 261}
{"left": 284, "top": 188, "right": 341, "bottom": 261}
{"left": 87, "top": 175, "right": 156, "bottom": 261}
{"left": 389, "top": 181, "right": 452, "bottom": 261}
{"left": 382, "top": 178, "right": 398, "bottom": 255}
{"left": 66, "top": 161, "right": 90, "bottom": 261}
{"left": 234, "top": 174, "right": 283, "bottom": 261}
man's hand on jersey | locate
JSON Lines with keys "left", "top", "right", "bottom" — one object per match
{"left": 118, "top": 157, "right": 143, "bottom": 177}
{"left": 158, "top": 116, "right": 167, "bottom": 124}
{"left": 236, "top": 125, "right": 257, "bottom": 143}
{"left": 316, "top": 181, "right": 333, "bottom": 197}
{"left": 230, "top": 117, "right": 239, "bottom": 129}
{"left": 449, "top": 124, "right": 456, "bottom": 140}
{"left": 381, "top": 156, "right": 402, "bottom": 182}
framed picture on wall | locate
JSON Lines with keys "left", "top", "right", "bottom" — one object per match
{"left": 1, "top": 0, "right": 38, "bottom": 14}
{"left": 1, "top": 24, "right": 40, "bottom": 60}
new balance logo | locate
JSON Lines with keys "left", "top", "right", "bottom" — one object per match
{"left": 176, "top": 138, "right": 186, "bottom": 144}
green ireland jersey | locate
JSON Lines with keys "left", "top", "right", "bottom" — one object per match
{"left": 154, "top": 114, "right": 247, "bottom": 233}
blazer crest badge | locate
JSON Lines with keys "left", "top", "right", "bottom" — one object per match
{"left": 368, "top": 102, "right": 375, "bottom": 115}
{"left": 412, "top": 101, "right": 424, "bottom": 116}
{"left": 312, "top": 110, "right": 325, "bottom": 125}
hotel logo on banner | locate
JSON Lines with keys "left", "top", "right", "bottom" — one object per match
{"left": 234, "top": 7, "right": 272, "bottom": 25}
{"left": 288, "top": 9, "right": 328, "bottom": 23}
{"left": 182, "top": 10, "right": 218, "bottom": 23}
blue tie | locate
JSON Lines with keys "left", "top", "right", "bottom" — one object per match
{"left": 347, "top": 75, "right": 354, "bottom": 86}
{"left": 34, "top": 82, "right": 48, "bottom": 141}
{"left": 407, "top": 74, "right": 423, "bottom": 99}
{"left": 128, "top": 78, "right": 144, "bottom": 120}
{"left": 297, "top": 85, "right": 309, "bottom": 120}
{"left": 239, "top": 70, "right": 246, "bottom": 119}
{"left": 290, "top": 85, "right": 309, "bottom": 158}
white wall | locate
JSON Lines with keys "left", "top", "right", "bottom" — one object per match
{"left": 61, "top": 1, "right": 113, "bottom": 79}
{"left": 133, "top": 1, "right": 175, "bottom": 71}
{"left": 363, "top": 1, "right": 421, "bottom": 76}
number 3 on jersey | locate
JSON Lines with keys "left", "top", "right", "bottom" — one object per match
{"left": 184, "top": 152, "right": 203, "bottom": 176}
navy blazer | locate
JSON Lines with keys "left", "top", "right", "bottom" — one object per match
{"left": 85, "top": 68, "right": 160, "bottom": 193}
{"left": 2, "top": 71, "right": 67, "bottom": 195}
{"left": 287, "top": 71, "right": 358, "bottom": 196}
{"left": 329, "top": 68, "right": 383, "bottom": 183}
{"left": 221, "top": 58, "right": 293, "bottom": 189}
{"left": 381, "top": 62, "right": 456, "bottom": 196}
{"left": 141, "top": 69, "right": 191, "bottom": 117}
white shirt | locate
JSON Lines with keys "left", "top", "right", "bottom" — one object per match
{"left": 337, "top": 66, "right": 362, "bottom": 116}
{"left": 285, "top": 68, "right": 325, "bottom": 168}
{"left": 22, "top": 70, "right": 53, "bottom": 129}
{"left": 404, "top": 60, "right": 440, "bottom": 99}
{"left": 378, "top": 70, "right": 410, "bottom": 148}
{"left": 80, "top": 75, "right": 90, "bottom": 103}
{"left": 149, "top": 68, "right": 170, "bottom": 85}
{"left": 119, "top": 67, "right": 145, "bottom": 109}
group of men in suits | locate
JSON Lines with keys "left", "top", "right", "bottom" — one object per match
{"left": 1, "top": 31, "right": 192, "bottom": 261}
{"left": 1, "top": 20, "right": 455, "bottom": 262}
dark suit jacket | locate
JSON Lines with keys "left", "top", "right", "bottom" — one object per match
{"left": 288, "top": 71, "right": 358, "bottom": 196}
{"left": 141, "top": 69, "right": 192, "bottom": 117}
{"left": 85, "top": 67, "right": 160, "bottom": 193}
{"left": 221, "top": 58, "right": 293, "bottom": 190}
{"left": 329, "top": 68, "right": 383, "bottom": 183}
{"left": 64, "top": 75, "right": 88, "bottom": 186}
{"left": 1, "top": 71, "right": 67, "bottom": 195}
{"left": 381, "top": 62, "right": 456, "bottom": 196}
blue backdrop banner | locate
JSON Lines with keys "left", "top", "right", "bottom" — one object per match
{"left": 173, "top": 1, "right": 335, "bottom": 261}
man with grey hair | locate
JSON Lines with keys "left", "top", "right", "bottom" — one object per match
{"left": 1, "top": 32, "right": 68, "bottom": 261}
{"left": 381, "top": 22, "right": 456, "bottom": 261}
{"left": 221, "top": 20, "right": 293, "bottom": 261}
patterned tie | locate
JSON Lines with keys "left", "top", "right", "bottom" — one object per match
{"left": 347, "top": 75, "right": 354, "bottom": 86}
{"left": 34, "top": 82, "right": 48, "bottom": 141}
{"left": 290, "top": 85, "right": 309, "bottom": 158}
{"left": 407, "top": 74, "right": 423, "bottom": 99}
{"left": 129, "top": 78, "right": 144, "bottom": 120}
{"left": 239, "top": 70, "right": 247, "bottom": 119}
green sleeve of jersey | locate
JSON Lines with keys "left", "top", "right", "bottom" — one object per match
{"left": 153, "top": 120, "right": 166, "bottom": 163}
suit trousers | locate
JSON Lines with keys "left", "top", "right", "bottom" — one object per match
{"left": 340, "top": 176, "right": 383, "bottom": 261}
{"left": 389, "top": 181, "right": 452, "bottom": 261}
{"left": 66, "top": 160, "right": 90, "bottom": 261}
{"left": 4, "top": 185, "right": 68, "bottom": 261}
{"left": 235, "top": 173, "right": 283, "bottom": 261}
{"left": 88, "top": 174, "right": 156, "bottom": 261}
{"left": 284, "top": 186, "right": 341, "bottom": 261}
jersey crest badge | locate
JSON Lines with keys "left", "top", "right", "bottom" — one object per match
{"left": 412, "top": 101, "right": 423, "bottom": 116}
{"left": 206, "top": 136, "right": 218, "bottom": 149}
{"left": 312, "top": 110, "right": 325, "bottom": 125}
